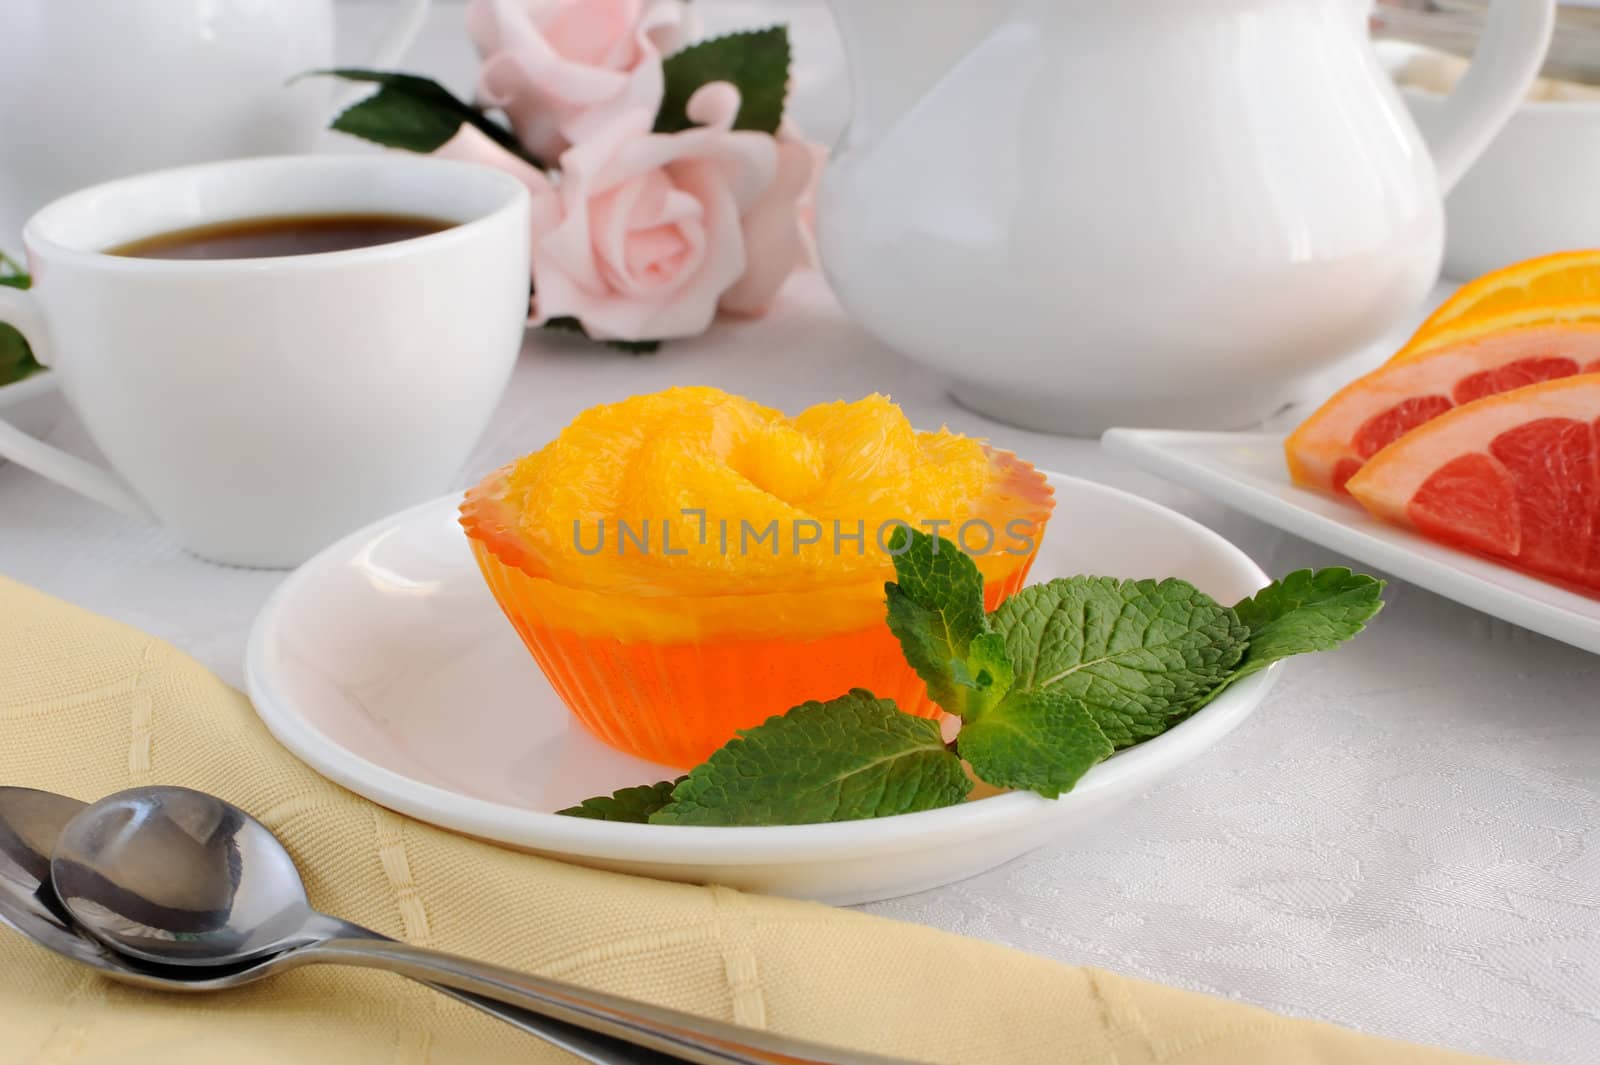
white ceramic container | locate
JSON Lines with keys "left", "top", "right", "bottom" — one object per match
{"left": 1394, "top": 46, "right": 1600, "bottom": 279}
{"left": 816, "top": 0, "right": 1556, "bottom": 434}
{"left": 0, "top": 0, "right": 430, "bottom": 242}
{"left": 0, "top": 155, "right": 531, "bottom": 568}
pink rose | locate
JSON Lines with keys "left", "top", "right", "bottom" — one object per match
{"left": 777, "top": 118, "right": 829, "bottom": 272}
{"left": 435, "top": 83, "right": 821, "bottom": 341}
{"left": 466, "top": 0, "right": 689, "bottom": 163}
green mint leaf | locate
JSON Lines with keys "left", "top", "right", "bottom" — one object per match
{"left": 949, "top": 632, "right": 1014, "bottom": 697}
{"left": 650, "top": 690, "right": 971, "bottom": 826}
{"left": 956, "top": 687, "right": 1113, "bottom": 800}
{"left": 556, "top": 779, "right": 684, "bottom": 823}
{"left": 313, "top": 69, "right": 541, "bottom": 166}
{"left": 1230, "top": 568, "right": 1384, "bottom": 682}
{"left": 884, "top": 528, "right": 1011, "bottom": 717}
{"left": 543, "top": 316, "right": 662, "bottom": 355}
{"left": 656, "top": 27, "right": 791, "bottom": 134}
{"left": 992, "top": 577, "right": 1248, "bottom": 747}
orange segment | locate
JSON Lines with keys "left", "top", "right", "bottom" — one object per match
{"left": 1396, "top": 304, "right": 1600, "bottom": 362}
{"left": 499, "top": 387, "right": 995, "bottom": 595}
{"left": 1397, "top": 249, "right": 1600, "bottom": 360}
{"left": 1345, "top": 374, "right": 1600, "bottom": 594}
{"left": 1286, "top": 324, "right": 1600, "bottom": 492}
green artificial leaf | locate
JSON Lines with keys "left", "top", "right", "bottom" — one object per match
{"left": 0, "top": 250, "right": 27, "bottom": 289}
{"left": 0, "top": 253, "right": 40, "bottom": 386}
{"left": 651, "top": 690, "right": 971, "bottom": 826}
{"left": 1229, "top": 568, "right": 1385, "bottom": 683}
{"left": 313, "top": 69, "right": 541, "bottom": 166}
{"left": 991, "top": 577, "right": 1249, "bottom": 748}
{"left": 884, "top": 528, "right": 1011, "bottom": 718}
{"left": 956, "top": 687, "right": 1113, "bottom": 800}
{"left": 556, "top": 779, "right": 684, "bottom": 823}
{"left": 0, "top": 325, "right": 40, "bottom": 387}
{"left": 656, "top": 28, "right": 791, "bottom": 134}
{"left": 544, "top": 316, "right": 662, "bottom": 355}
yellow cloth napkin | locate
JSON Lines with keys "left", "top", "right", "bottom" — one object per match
{"left": 0, "top": 576, "right": 1506, "bottom": 1065}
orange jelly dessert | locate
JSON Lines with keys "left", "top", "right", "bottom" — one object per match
{"left": 461, "top": 387, "right": 1055, "bottom": 768}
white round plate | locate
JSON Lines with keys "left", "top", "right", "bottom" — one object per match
{"left": 247, "top": 472, "right": 1278, "bottom": 905}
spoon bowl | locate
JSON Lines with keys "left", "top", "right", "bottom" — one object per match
{"left": 0, "top": 787, "right": 689, "bottom": 1061}
{"left": 0, "top": 786, "right": 287, "bottom": 990}
{"left": 51, "top": 785, "right": 328, "bottom": 968}
{"left": 42, "top": 785, "right": 908, "bottom": 1064}
{"left": 0, "top": 787, "right": 118, "bottom": 971}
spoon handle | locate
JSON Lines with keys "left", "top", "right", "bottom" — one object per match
{"left": 428, "top": 985, "right": 681, "bottom": 1064}
{"left": 321, "top": 920, "right": 678, "bottom": 1064}
{"left": 308, "top": 936, "right": 915, "bottom": 1065}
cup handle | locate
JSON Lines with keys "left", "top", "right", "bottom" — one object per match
{"left": 0, "top": 288, "right": 152, "bottom": 521}
{"left": 1419, "top": 0, "right": 1556, "bottom": 195}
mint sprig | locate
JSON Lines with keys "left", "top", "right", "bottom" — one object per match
{"left": 557, "top": 779, "right": 684, "bottom": 823}
{"left": 1230, "top": 567, "right": 1386, "bottom": 680}
{"left": 650, "top": 691, "right": 971, "bottom": 826}
{"left": 883, "top": 526, "right": 1010, "bottom": 718}
{"left": 990, "top": 577, "right": 1249, "bottom": 748}
{"left": 955, "top": 687, "right": 1111, "bottom": 799}
{"left": 558, "top": 530, "right": 1383, "bottom": 826}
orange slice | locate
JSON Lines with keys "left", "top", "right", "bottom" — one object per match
{"left": 1286, "top": 324, "right": 1600, "bottom": 493}
{"left": 1396, "top": 304, "right": 1600, "bottom": 363}
{"left": 1346, "top": 374, "right": 1600, "bottom": 594}
{"left": 1396, "top": 249, "right": 1600, "bottom": 360}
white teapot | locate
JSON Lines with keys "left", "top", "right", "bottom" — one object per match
{"left": 817, "top": 0, "right": 1556, "bottom": 433}
{"left": 0, "top": 0, "right": 429, "bottom": 243}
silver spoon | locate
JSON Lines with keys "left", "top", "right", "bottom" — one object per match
{"left": 0, "top": 787, "right": 673, "bottom": 1064}
{"left": 51, "top": 786, "right": 908, "bottom": 1065}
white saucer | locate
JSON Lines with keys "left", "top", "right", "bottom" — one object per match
{"left": 1103, "top": 429, "right": 1600, "bottom": 656}
{"left": 246, "top": 472, "right": 1278, "bottom": 905}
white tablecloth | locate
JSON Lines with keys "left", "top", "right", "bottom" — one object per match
{"left": 2, "top": 4, "right": 1596, "bottom": 1063}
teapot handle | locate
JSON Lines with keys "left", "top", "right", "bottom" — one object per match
{"left": 363, "top": 0, "right": 432, "bottom": 70}
{"left": 1419, "top": 0, "right": 1555, "bottom": 195}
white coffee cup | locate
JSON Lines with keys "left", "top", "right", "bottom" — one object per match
{"left": 0, "top": 154, "right": 531, "bottom": 568}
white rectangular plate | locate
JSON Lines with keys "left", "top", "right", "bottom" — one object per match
{"left": 1102, "top": 428, "right": 1600, "bottom": 656}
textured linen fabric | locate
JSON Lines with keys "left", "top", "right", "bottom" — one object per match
{"left": 0, "top": 576, "right": 1510, "bottom": 1065}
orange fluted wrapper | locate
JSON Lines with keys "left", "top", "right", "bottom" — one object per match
{"left": 462, "top": 449, "right": 1053, "bottom": 768}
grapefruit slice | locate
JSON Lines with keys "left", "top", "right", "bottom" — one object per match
{"left": 1396, "top": 249, "right": 1600, "bottom": 360}
{"left": 1345, "top": 374, "right": 1600, "bottom": 594}
{"left": 1286, "top": 324, "right": 1600, "bottom": 493}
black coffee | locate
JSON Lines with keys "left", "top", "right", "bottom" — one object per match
{"left": 108, "top": 212, "right": 455, "bottom": 260}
